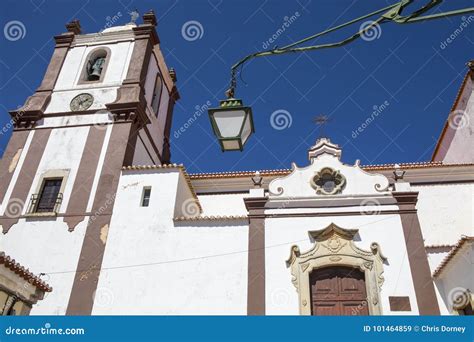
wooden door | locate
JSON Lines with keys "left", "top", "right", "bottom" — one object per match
{"left": 310, "top": 266, "right": 368, "bottom": 316}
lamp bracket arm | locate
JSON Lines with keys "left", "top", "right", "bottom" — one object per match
{"left": 225, "top": 0, "right": 474, "bottom": 98}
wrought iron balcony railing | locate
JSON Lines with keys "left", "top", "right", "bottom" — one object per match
{"left": 27, "top": 193, "right": 63, "bottom": 214}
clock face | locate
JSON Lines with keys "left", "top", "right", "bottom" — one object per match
{"left": 70, "top": 93, "right": 94, "bottom": 111}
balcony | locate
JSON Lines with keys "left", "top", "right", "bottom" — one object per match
{"left": 26, "top": 193, "right": 63, "bottom": 216}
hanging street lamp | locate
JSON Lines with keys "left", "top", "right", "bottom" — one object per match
{"left": 208, "top": 97, "right": 254, "bottom": 152}
{"left": 207, "top": 0, "right": 474, "bottom": 152}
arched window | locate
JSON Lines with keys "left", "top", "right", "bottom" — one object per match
{"left": 80, "top": 47, "right": 110, "bottom": 83}
{"left": 151, "top": 73, "right": 163, "bottom": 116}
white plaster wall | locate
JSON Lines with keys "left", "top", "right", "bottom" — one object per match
{"left": 44, "top": 88, "right": 119, "bottom": 114}
{"left": 414, "top": 184, "right": 474, "bottom": 245}
{"left": 93, "top": 171, "right": 249, "bottom": 315}
{"left": 0, "top": 131, "right": 34, "bottom": 212}
{"left": 427, "top": 251, "right": 449, "bottom": 273}
{"left": 435, "top": 244, "right": 474, "bottom": 315}
{"left": 0, "top": 126, "right": 92, "bottom": 314}
{"left": 55, "top": 41, "right": 135, "bottom": 90}
{"left": 198, "top": 193, "right": 249, "bottom": 216}
{"left": 442, "top": 85, "right": 474, "bottom": 163}
{"left": 22, "top": 126, "right": 90, "bottom": 214}
{"left": 44, "top": 40, "right": 135, "bottom": 115}
{"left": 0, "top": 219, "right": 87, "bottom": 315}
{"left": 265, "top": 214, "right": 419, "bottom": 315}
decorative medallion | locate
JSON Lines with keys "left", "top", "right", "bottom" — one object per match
{"left": 310, "top": 167, "right": 346, "bottom": 195}
{"left": 322, "top": 235, "right": 346, "bottom": 254}
{"left": 70, "top": 93, "right": 94, "bottom": 111}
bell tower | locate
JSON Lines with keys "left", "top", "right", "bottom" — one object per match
{"left": 1, "top": 10, "right": 178, "bottom": 230}
{"left": 0, "top": 11, "right": 178, "bottom": 314}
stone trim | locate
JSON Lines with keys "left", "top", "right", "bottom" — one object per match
{"left": 244, "top": 197, "right": 267, "bottom": 315}
{"left": 162, "top": 87, "right": 177, "bottom": 163}
{"left": 64, "top": 126, "right": 107, "bottom": 231}
{"left": 27, "top": 169, "right": 70, "bottom": 214}
{"left": 174, "top": 215, "right": 248, "bottom": 222}
{"left": 286, "top": 223, "right": 386, "bottom": 315}
{"left": 1, "top": 129, "right": 52, "bottom": 233}
{"left": 451, "top": 289, "right": 474, "bottom": 314}
{"left": 66, "top": 123, "right": 132, "bottom": 315}
{"left": 393, "top": 191, "right": 440, "bottom": 315}
{"left": 77, "top": 46, "right": 112, "bottom": 85}
{"left": 9, "top": 32, "right": 75, "bottom": 129}
{"left": 0, "top": 131, "right": 29, "bottom": 204}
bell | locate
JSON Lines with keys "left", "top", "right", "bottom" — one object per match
{"left": 88, "top": 68, "right": 101, "bottom": 81}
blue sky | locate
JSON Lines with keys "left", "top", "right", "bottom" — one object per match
{"left": 0, "top": 0, "right": 473, "bottom": 173}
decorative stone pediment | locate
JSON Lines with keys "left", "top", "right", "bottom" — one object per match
{"left": 286, "top": 223, "right": 387, "bottom": 315}
{"left": 269, "top": 138, "right": 389, "bottom": 198}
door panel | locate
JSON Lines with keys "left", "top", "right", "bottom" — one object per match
{"left": 312, "top": 302, "right": 340, "bottom": 316}
{"left": 310, "top": 266, "right": 368, "bottom": 316}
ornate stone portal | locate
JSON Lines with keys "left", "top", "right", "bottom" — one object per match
{"left": 286, "top": 223, "right": 387, "bottom": 315}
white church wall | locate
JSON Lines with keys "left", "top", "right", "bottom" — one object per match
{"left": 93, "top": 171, "right": 249, "bottom": 314}
{"left": 434, "top": 244, "right": 474, "bottom": 315}
{"left": 55, "top": 41, "right": 135, "bottom": 90}
{"left": 413, "top": 183, "right": 474, "bottom": 246}
{"left": 0, "top": 219, "right": 88, "bottom": 315}
{"left": 427, "top": 250, "right": 449, "bottom": 273}
{"left": 265, "top": 214, "right": 419, "bottom": 315}
{"left": 0, "top": 125, "right": 92, "bottom": 314}
{"left": 22, "top": 126, "right": 90, "bottom": 214}
{"left": 441, "top": 82, "right": 474, "bottom": 164}
{"left": 198, "top": 193, "right": 249, "bottom": 216}
{"left": 0, "top": 130, "right": 34, "bottom": 212}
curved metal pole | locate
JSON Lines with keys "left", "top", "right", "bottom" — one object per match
{"left": 225, "top": 0, "right": 474, "bottom": 98}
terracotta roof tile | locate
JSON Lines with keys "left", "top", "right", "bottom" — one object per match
{"left": 432, "top": 236, "right": 474, "bottom": 278}
{"left": 0, "top": 252, "right": 52, "bottom": 292}
{"left": 186, "top": 162, "right": 474, "bottom": 179}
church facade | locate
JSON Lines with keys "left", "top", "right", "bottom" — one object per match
{"left": 0, "top": 12, "right": 473, "bottom": 316}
